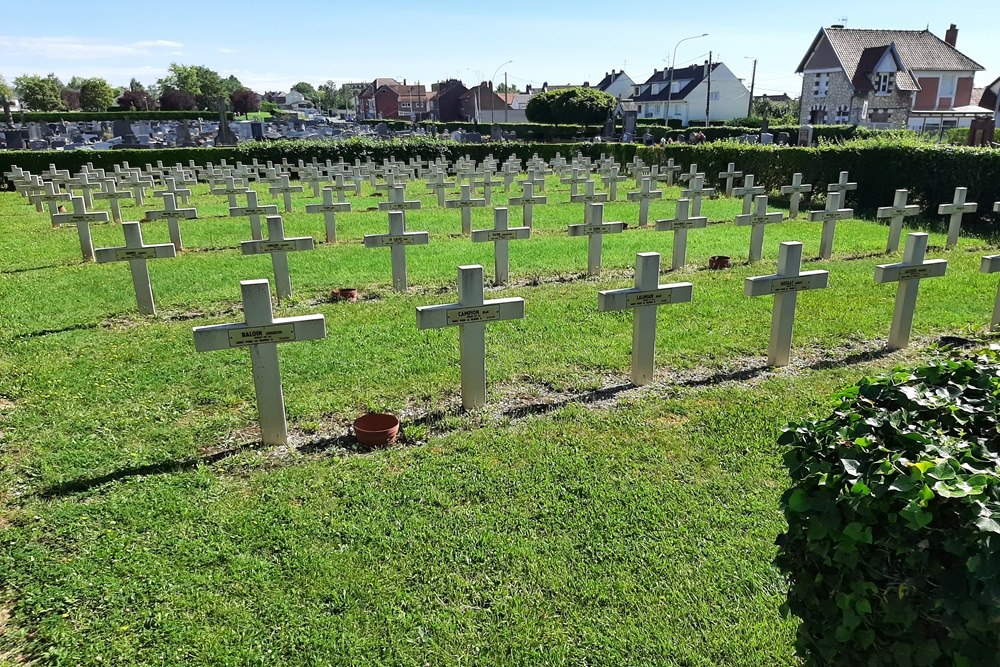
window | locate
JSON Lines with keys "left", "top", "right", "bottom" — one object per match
{"left": 868, "top": 108, "right": 891, "bottom": 123}
{"left": 835, "top": 105, "right": 850, "bottom": 123}
{"left": 813, "top": 73, "right": 830, "bottom": 97}
{"left": 809, "top": 104, "right": 828, "bottom": 124}
{"left": 874, "top": 73, "right": 894, "bottom": 95}
{"left": 709, "top": 91, "right": 720, "bottom": 101}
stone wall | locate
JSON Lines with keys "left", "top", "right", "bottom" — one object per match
{"left": 799, "top": 70, "right": 911, "bottom": 129}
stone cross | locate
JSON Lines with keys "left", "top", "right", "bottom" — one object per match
{"left": 826, "top": 171, "right": 857, "bottom": 203}
{"left": 568, "top": 202, "right": 625, "bottom": 276}
{"left": 301, "top": 167, "right": 327, "bottom": 198}
{"left": 192, "top": 279, "right": 326, "bottom": 446}
{"left": 875, "top": 233, "right": 948, "bottom": 350}
{"left": 680, "top": 175, "right": 716, "bottom": 217}
{"left": 733, "top": 174, "right": 766, "bottom": 215}
{"left": 718, "top": 162, "right": 744, "bottom": 197}
{"left": 94, "top": 221, "right": 176, "bottom": 314}
{"left": 601, "top": 166, "right": 628, "bottom": 202}
{"left": 780, "top": 173, "right": 813, "bottom": 219}
{"left": 519, "top": 168, "right": 546, "bottom": 193}
{"left": 736, "top": 195, "right": 784, "bottom": 263}
{"left": 306, "top": 189, "right": 352, "bottom": 243}
{"left": 627, "top": 156, "right": 645, "bottom": 183}
{"left": 507, "top": 181, "right": 547, "bottom": 228}
{"left": 877, "top": 189, "right": 921, "bottom": 253}
{"left": 627, "top": 177, "right": 663, "bottom": 227}
{"left": 981, "top": 255, "right": 1000, "bottom": 330}
{"left": 745, "top": 241, "right": 830, "bottom": 366}
{"left": 32, "top": 181, "right": 71, "bottom": 223}
{"left": 230, "top": 190, "right": 279, "bottom": 241}
{"left": 378, "top": 184, "right": 422, "bottom": 221}
{"left": 329, "top": 173, "right": 355, "bottom": 202}
{"left": 661, "top": 158, "right": 682, "bottom": 187}
{"left": 679, "top": 163, "right": 703, "bottom": 184}
{"left": 121, "top": 172, "right": 154, "bottom": 207}
{"left": 571, "top": 179, "right": 609, "bottom": 223}
{"left": 363, "top": 211, "right": 430, "bottom": 292}
{"left": 561, "top": 167, "right": 589, "bottom": 197}
{"left": 472, "top": 171, "right": 503, "bottom": 206}
{"left": 598, "top": 252, "right": 693, "bottom": 385}
{"left": 655, "top": 198, "right": 708, "bottom": 270}
{"left": 938, "top": 187, "right": 978, "bottom": 249}
{"left": 269, "top": 175, "right": 304, "bottom": 213}
{"left": 501, "top": 161, "right": 521, "bottom": 191}
{"left": 808, "top": 191, "right": 854, "bottom": 259}
{"left": 241, "top": 215, "right": 315, "bottom": 302}
{"left": 152, "top": 177, "right": 192, "bottom": 207}
{"left": 211, "top": 176, "right": 249, "bottom": 209}
{"left": 426, "top": 170, "right": 456, "bottom": 207}
{"left": 68, "top": 172, "right": 101, "bottom": 209}
{"left": 471, "top": 207, "right": 531, "bottom": 285}
{"left": 416, "top": 264, "right": 525, "bottom": 411}
{"left": 446, "top": 184, "right": 487, "bottom": 235}
{"left": 52, "top": 196, "right": 111, "bottom": 261}
{"left": 93, "top": 179, "right": 134, "bottom": 223}
{"left": 146, "top": 193, "right": 197, "bottom": 251}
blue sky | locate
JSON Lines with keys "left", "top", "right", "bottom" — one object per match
{"left": 1, "top": 1, "right": 996, "bottom": 97}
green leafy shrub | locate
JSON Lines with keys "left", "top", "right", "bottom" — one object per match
{"left": 525, "top": 87, "right": 616, "bottom": 126}
{"left": 776, "top": 349, "right": 1000, "bottom": 666}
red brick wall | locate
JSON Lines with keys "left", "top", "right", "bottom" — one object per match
{"left": 955, "top": 77, "right": 974, "bottom": 107}
{"left": 374, "top": 89, "right": 399, "bottom": 119}
{"left": 914, "top": 78, "right": 939, "bottom": 110}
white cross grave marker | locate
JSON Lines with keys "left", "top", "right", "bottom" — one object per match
{"left": 508, "top": 181, "right": 547, "bottom": 228}
{"left": 446, "top": 184, "right": 486, "bottom": 235}
{"left": 568, "top": 202, "right": 625, "bottom": 276}
{"left": 981, "top": 255, "right": 1000, "bottom": 330}
{"left": 211, "top": 176, "right": 249, "bottom": 209}
{"left": 877, "top": 190, "right": 921, "bottom": 253}
{"left": 780, "top": 173, "right": 813, "bottom": 219}
{"left": 680, "top": 175, "right": 716, "bottom": 217}
{"left": 627, "top": 177, "right": 663, "bottom": 227}
{"left": 874, "top": 232, "right": 947, "bottom": 350}
{"left": 471, "top": 207, "right": 531, "bottom": 285}
{"left": 95, "top": 221, "right": 176, "bottom": 315}
{"left": 601, "top": 166, "right": 628, "bottom": 202}
{"left": 937, "top": 187, "right": 978, "bottom": 249}
{"left": 52, "top": 196, "right": 110, "bottom": 261}
{"left": 416, "top": 264, "right": 525, "bottom": 410}
{"left": 241, "top": 215, "right": 315, "bottom": 302}
{"left": 93, "top": 179, "right": 134, "bottom": 223}
{"left": 426, "top": 170, "right": 456, "bottom": 207}
{"left": 146, "top": 193, "right": 197, "bottom": 251}
{"left": 598, "top": 252, "right": 692, "bottom": 385}
{"left": 269, "top": 175, "right": 304, "bottom": 213}
{"left": 745, "top": 241, "right": 830, "bottom": 367}
{"left": 32, "top": 181, "right": 71, "bottom": 224}
{"left": 732, "top": 174, "right": 766, "bottom": 215}
{"left": 655, "top": 198, "right": 708, "bottom": 270}
{"left": 561, "top": 167, "right": 589, "bottom": 197}
{"left": 306, "top": 188, "right": 352, "bottom": 243}
{"left": 808, "top": 191, "right": 854, "bottom": 259}
{"left": 230, "top": 190, "right": 279, "bottom": 241}
{"left": 571, "top": 179, "right": 609, "bottom": 223}
{"left": 378, "top": 184, "right": 422, "bottom": 221}
{"left": 736, "top": 195, "right": 784, "bottom": 263}
{"left": 826, "top": 171, "right": 857, "bottom": 203}
{"left": 152, "top": 177, "right": 192, "bottom": 207}
{"left": 718, "top": 162, "right": 743, "bottom": 197}
{"left": 363, "top": 211, "right": 430, "bottom": 292}
{"left": 192, "top": 279, "right": 326, "bottom": 446}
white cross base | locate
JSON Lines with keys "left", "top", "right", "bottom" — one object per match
{"left": 745, "top": 241, "right": 830, "bottom": 367}
{"left": 240, "top": 216, "right": 315, "bottom": 301}
{"left": 598, "top": 252, "right": 693, "bottom": 385}
{"left": 363, "top": 212, "right": 430, "bottom": 291}
{"left": 416, "top": 265, "right": 525, "bottom": 410}
{"left": 95, "top": 221, "right": 176, "bottom": 315}
{"left": 874, "top": 233, "right": 947, "bottom": 350}
{"left": 471, "top": 208, "right": 531, "bottom": 285}
{"left": 982, "top": 255, "right": 1000, "bottom": 330}
{"left": 568, "top": 203, "right": 625, "bottom": 276}
{"left": 192, "top": 279, "right": 326, "bottom": 446}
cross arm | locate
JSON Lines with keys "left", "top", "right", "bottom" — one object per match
{"left": 874, "top": 259, "right": 948, "bottom": 283}
{"left": 95, "top": 244, "right": 176, "bottom": 263}
{"left": 193, "top": 314, "right": 326, "bottom": 352}
{"left": 471, "top": 227, "right": 531, "bottom": 242}
{"left": 416, "top": 297, "right": 525, "bottom": 330}
{"left": 598, "top": 282, "right": 693, "bottom": 311}
{"left": 241, "top": 237, "right": 315, "bottom": 254}
{"left": 745, "top": 270, "right": 829, "bottom": 296}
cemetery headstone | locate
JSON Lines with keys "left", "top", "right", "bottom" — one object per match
{"left": 874, "top": 233, "right": 947, "bottom": 350}
{"left": 876, "top": 189, "right": 920, "bottom": 253}
{"left": 363, "top": 211, "right": 430, "bottom": 291}
{"left": 655, "top": 198, "right": 708, "bottom": 270}
{"left": 938, "top": 187, "right": 978, "bottom": 249}
{"left": 808, "top": 192, "right": 854, "bottom": 259}
{"left": 780, "top": 173, "right": 813, "bottom": 219}
{"left": 568, "top": 202, "right": 625, "bottom": 276}
{"left": 241, "top": 215, "right": 315, "bottom": 302}
{"left": 736, "top": 195, "right": 783, "bottom": 263}
{"left": 52, "top": 195, "right": 110, "bottom": 261}
{"left": 94, "top": 221, "right": 176, "bottom": 314}
{"left": 471, "top": 207, "right": 531, "bottom": 285}
{"left": 146, "top": 193, "right": 197, "bottom": 251}
{"left": 305, "top": 189, "right": 352, "bottom": 243}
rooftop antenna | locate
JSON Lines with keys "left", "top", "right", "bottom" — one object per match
{"left": 840, "top": 16, "right": 848, "bottom": 25}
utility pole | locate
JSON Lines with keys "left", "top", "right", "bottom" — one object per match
{"left": 705, "top": 51, "right": 713, "bottom": 124}
{"left": 504, "top": 71, "right": 509, "bottom": 123}
{"left": 747, "top": 59, "right": 757, "bottom": 117}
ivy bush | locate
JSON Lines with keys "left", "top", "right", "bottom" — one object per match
{"left": 776, "top": 349, "right": 1000, "bottom": 666}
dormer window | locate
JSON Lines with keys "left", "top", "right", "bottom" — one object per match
{"left": 875, "top": 72, "right": 894, "bottom": 95}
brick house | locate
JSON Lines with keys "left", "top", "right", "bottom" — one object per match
{"left": 795, "top": 24, "right": 986, "bottom": 131}
{"left": 357, "top": 78, "right": 400, "bottom": 119}
{"left": 358, "top": 80, "right": 431, "bottom": 120}
{"left": 429, "top": 79, "right": 468, "bottom": 122}
{"left": 458, "top": 82, "right": 512, "bottom": 122}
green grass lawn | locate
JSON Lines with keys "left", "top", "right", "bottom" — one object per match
{"left": 1, "top": 170, "right": 998, "bottom": 666}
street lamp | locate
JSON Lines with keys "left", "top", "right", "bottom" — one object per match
{"left": 490, "top": 59, "right": 513, "bottom": 124}
{"left": 667, "top": 33, "right": 708, "bottom": 125}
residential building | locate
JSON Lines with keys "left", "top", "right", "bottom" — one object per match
{"left": 594, "top": 70, "right": 635, "bottom": 99}
{"left": 429, "top": 79, "right": 467, "bottom": 122}
{"left": 633, "top": 62, "right": 751, "bottom": 126}
{"left": 795, "top": 24, "right": 986, "bottom": 130}
{"left": 459, "top": 82, "right": 512, "bottom": 122}
{"left": 357, "top": 78, "right": 400, "bottom": 119}
{"left": 277, "top": 90, "right": 314, "bottom": 112}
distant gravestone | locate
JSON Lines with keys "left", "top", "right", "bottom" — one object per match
{"left": 113, "top": 119, "right": 139, "bottom": 146}
{"left": 798, "top": 125, "right": 813, "bottom": 146}
{"left": 214, "top": 98, "right": 237, "bottom": 146}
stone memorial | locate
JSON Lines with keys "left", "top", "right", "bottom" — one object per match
{"left": 981, "top": 255, "right": 1000, "bottom": 330}
{"left": 94, "top": 222, "right": 176, "bottom": 314}
{"left": 718, "top": 163, "right": 743, "bottom": 198}
{"left": 471, "top": 207, "right": 531, "bottom": 285}
{"left": 507, "top": 182, "right": 547, "bottom": 228}
{"left": 363, "top": 211, "right": 430, "bottom": 292}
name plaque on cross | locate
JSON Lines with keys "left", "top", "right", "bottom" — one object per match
{"left": 364, "top": 233, "right": 425, "bottom": 247}
{"left": 227, "top": 324, "right": 296, "bottom": 347}
{"left": 447, "top": 305, "right": 502, "bottom": 325}
{"left": 113, "top": 247, "right": 163, "bottom": 261}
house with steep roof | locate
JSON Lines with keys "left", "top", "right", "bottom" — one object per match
{"left": 594, "top": 70, "right": 635, "bottom": 99}
{"left": 357, "top": 78, "right": 401, "bottom": 119}
{"left": 633, "top": 62, "right": 750, "bottom": 126}
{"left": 795, "top": 24, "right": 987, "bottom": 130}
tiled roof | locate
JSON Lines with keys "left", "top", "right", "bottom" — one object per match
{"left": 851, "top": 45, "right": 919, "bottom": 92}
{"left": 634, "top": 63, "right": 718, "bottom": 102}
{"left": 797, "top": 27, "right": 984, "bottom": 75}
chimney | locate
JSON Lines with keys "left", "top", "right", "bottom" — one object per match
{"left": 583, "top": 81, "right": 589, "bottom": 87}
{"left": 945, "top": 23, "right": 958, "bottom": 47}
{"left": 403, "top": 78, "right": 407, "bottom": 86}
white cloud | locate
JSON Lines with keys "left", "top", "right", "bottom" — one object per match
{"left": 0, "top": 35, "right": 185, "bottom": 60}
{"left": 217, "top": 47, "right": 238, "bottom": 54}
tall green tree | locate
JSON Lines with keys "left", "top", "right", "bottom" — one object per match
{"left": 230, "top": 88, "right": 260, "bottom": 115}
{"left": 79, "top": 77, "right": 117, "bottom": 111}
{"left": 525, "top": 87, "right": 615, "bottom": 126}
{"left": 291, "top": 81, "right": 318, "bottom": 101}
{"left": 14, "top": 74, "right": 63, "bottom": 111}
{"left": 157, "top": 64, "right": 241, "bottom": 110}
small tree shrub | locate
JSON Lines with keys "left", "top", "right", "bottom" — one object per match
{"left": 776, "top": 349, "right": 1000, "bottom": 666}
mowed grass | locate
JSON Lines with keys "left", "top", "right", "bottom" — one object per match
{"left": 1, "top": 169, "right": 998, "bottom": 666}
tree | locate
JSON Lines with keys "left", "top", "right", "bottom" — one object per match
{"left": 525, "top": 87, "right": 615, "bottom": 126}
{"left": 0, "top": 75, "right": 12, "bottom": 102}
{"left": 159, "top": 87, "right": 196, "bottom": 111}
{"left": 14, "top": 74, "right": 64, "bottom": 111}
{"left": 79, "top": 77, "right": 116, "bottom": 111}
{"left": 60, "top": 88, "right": 81, "bottom": 110}
{"left": 496, "top": 82, "right": 519, "bottom": 94}
{"left": 119, "top": 89, "right": 156, "bottom": 111}
{"left": 291, "top": 81, "right": 318, "bottom": 100}
{"left": 230, "top": 88, "right": 260, "bottom": 115}
{"left": 128, "top": 78, "right": 146, "bottom": 93}
{"left": 157, "top": 63, "right": 240, "bottom": 110}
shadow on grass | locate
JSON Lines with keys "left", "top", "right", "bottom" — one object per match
{"left": 10, "top": 322, "right": 99, "bottom": 341}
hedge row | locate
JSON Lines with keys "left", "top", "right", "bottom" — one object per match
{"left": 2, "top": 138, "right": 997, "bottom": 218}
{"left": 9, "top": 111, "right": 234, "bottom": 123}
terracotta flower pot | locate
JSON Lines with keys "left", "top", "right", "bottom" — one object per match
{"left": 331, "top": 288, "right": 359, "bottom": 303}
{"left": 353, "top": 413, "right": 400, "bottom": 447}
{"left": 709, "top": 255, "right": 731, "bottom": 270}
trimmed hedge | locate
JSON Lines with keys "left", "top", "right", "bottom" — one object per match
{"left": 776, "top": 349, "right": 1000, "bottom": 665}
{"left": 11, "top": 111, "right": 233, "bottom": 123}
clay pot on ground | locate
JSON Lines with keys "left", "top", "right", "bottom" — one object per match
{"left": 709, "top": 255, "right": 731, "bottom": 270}
{"left": 331, "top": 288, "right": 359, "bottom": 303}
{"left": 353, "top": 413, "right": 400, "bottom": 447}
